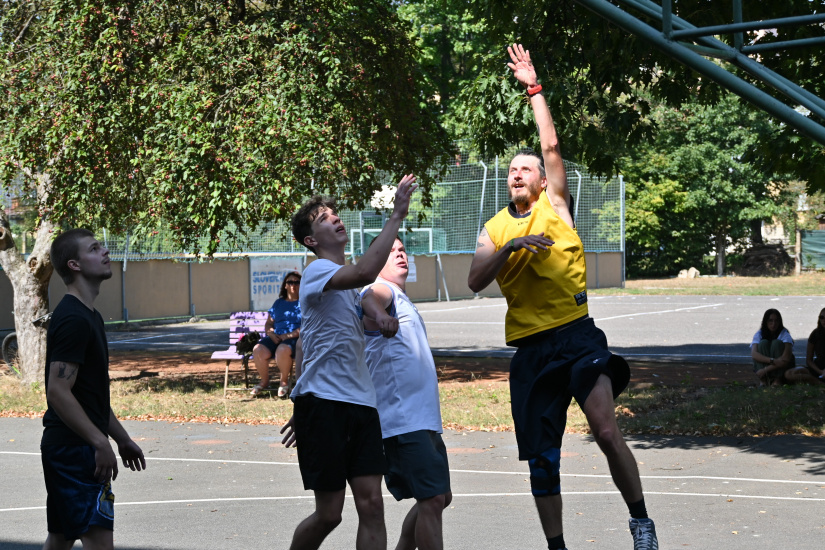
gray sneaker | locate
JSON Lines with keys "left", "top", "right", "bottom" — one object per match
{"left": 629, "top": 518, "right": 658, "bottom": 550}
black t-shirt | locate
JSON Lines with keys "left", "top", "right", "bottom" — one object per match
{"left": 41, "top": 294, "right": 110, "bottom": 446}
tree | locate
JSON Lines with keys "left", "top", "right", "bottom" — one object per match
{"left": 620, "top": 94, "right": 780, "bottom": 277}
{"left": 0, "top": 0, "right": 452, "bottom": 383}
{"left": 396, "top": 0, "right": 491, "bottom": 138}
{"left": 457, "top": 1, "right": 824, "bottom": 188}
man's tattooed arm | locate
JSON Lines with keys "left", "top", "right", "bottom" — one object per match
{"left": 54, "top": 361, "right": 78, "bottom": 383}
{"left": 476, "top": 227, "right": 489, "bottom": 249}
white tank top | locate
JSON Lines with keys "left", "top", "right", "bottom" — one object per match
{"left": 361, "top": 279, "right": 443, "bottom": 438}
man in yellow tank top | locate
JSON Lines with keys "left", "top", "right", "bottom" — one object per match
{"left": 468, "top": 44, "right": 658, "bottom": 550}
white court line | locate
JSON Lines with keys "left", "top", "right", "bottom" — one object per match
{"left": 107, "top": 342, "right": 227, "bottom": 347}
{"left": 418, "top": 303, "right": 725, "bottom": 325}
{"left": 419, "top": 304, "right": 507, "bottom": 314}
{"left": 426, "top": 322, "right": 503, "bottom": 325}
{"left": 595, "top": 303, "right": 724, "bottom": 321}
{"left": 109, "top": 331, "right": 226, "bottom": 344}
{"left": 4, "top": 490, "right": 824, "bottom": 513}
{"left": 3, "top": 453, "right": 820, "bottom": 486}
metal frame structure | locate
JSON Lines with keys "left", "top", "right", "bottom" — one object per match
{"left": 573, "top": 0, "right": 825, "bottom": 145}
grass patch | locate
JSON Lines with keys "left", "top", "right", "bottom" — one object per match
{"left": 4, "top": 375, "right": 825, "bottom": 437}
{"left": 591, "top": 272, "right": 825, "bottom": 296}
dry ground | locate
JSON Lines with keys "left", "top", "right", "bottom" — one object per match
{"left": 108, "top": 350, "right": 755, "bottom": 389}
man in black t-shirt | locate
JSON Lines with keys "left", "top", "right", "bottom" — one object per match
{"left": 42, "top": 229, "right": 146, "bottom": 550}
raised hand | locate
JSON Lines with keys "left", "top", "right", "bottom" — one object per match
{"left": 390, "top": 174, "right": 418, "bottom": 220}
{"left": 507, "top": 43, "right": 538, "bottom": 89}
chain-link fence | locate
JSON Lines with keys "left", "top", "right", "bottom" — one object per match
{"left": 5, "top": 154, "right": 624, "bottom": 261}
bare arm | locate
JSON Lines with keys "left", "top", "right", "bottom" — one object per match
{"left": 293, "top": 334, "right": 303, "bottom": 379}
{"left": 107, "top": 410, "right": 146, "bottom": 475}
{"left": 361, "top": 284, "right": 398, "bottom": 338}
{"left": 326, "top": 174, "right": 417, "bottom": 290}
{"left": 281, "top": 336, "right": 303, "bottom": 448}
{"left": 47, "top": 361, "right": 117, "bottom": 482}
{"left": 776, "top": 342, "right": 794, "bottom": 368}
{"left": 263, "top": 316, "right": 278, "bottom": 342}
{"left": 468, "top": 226, "right": 554, "bottom": 292}
{"left": 508, "top": 44, "right": 572, "bottom": 227}
{"left": 806, "top": 339, "right": 822, "bottom": 375}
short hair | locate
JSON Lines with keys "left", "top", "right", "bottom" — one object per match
{"left": 279, "top": 271, "right": 302, "bottom": 300}
{"left": 512, "top": 148, "right": 546, "bottom": 179}
{"left": 760, "top": 308, "right": 785, "bottom": 340}
{"left": 367, "top": 234, "right": 403, "bottom": 250}
{"left": 291, "top": 195, "right": 337, "bottom": 254}
{"left": 51, "top": 228, "right": 95, "bottom": 285}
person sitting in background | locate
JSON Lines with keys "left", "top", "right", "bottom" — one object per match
{"left": 785, "top": 307, "right": 825, "bottom": 385}
{"left": 751, "top": 308, "right": 794, "bottom": 386}
{"left": 251, "top": 272, "right": 302, "bottom": 398}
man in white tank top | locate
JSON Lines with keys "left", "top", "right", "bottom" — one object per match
{"left": 361, "top": 237, "right": 452, "bottom": 550}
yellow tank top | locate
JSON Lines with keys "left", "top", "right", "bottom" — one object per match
{"left": 485, "top": 191, "right": 588, "bottom": 344}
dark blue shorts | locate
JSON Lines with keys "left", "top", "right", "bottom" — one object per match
{"left": 384, "top": 430, "right": 451, "bottom": 501}
{"left": 509, "top": 317, "right": 630, "bottom": 460}
{"left": 293, "top": 394, "right": 387, "bottom": 491}
{"left": 41, "top": 444, "right": 115, "bottom": 539}
{"left": 259, "top": 335, "right": 297, "bottom": 356}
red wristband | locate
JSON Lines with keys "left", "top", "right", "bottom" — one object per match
{"left": 527, "top": 84, "right": 543, "bottom": 97}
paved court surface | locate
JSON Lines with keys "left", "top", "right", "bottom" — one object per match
{"left": 106, "top": 295, "right": 825, "bottom": 364}
{"left": 4, "top": 294, "right": 824, "bottom": 547}
{"left": 2, "top": 417, "right": 825, "bottom": 549}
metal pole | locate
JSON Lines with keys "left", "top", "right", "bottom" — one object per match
{"left": 248, "top": 257, "right": 254, "bottom": 311}
{"left": 476, "top": 161, "right": 488, "bottom": 241}
{"left": 435, "top": 253, "right": 441, "bottom": 301}
{"left": 436, "top": 253, "right": 450, "bottom": 302}
{"left": 661, "top": 0, "right": 671, "bottom": 38}
{"left": 575, "top": 0, "right": 825, "bottom": 145}
{"left": 495, "top": 156, "right": 499, "bottom": 213}
{"left": 619, "top": 175, "right": 626, "bottom": 288}
{"left": 573, "top": 170, "right": 583, "bottom": 224}
{"left": 121, "top": 231, "right": 129, "bottom": 322}
{"left": 188, "top": 262, "right": 195, "bottom": 317}
{"left": 621, "top": 0, "right": 825, "bottom": 119}
{"left": 732, "top": 0, "right": 743, "bottom": 51}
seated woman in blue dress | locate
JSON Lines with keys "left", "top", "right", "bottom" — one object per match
{"left": 251, "top": 272, "right": 301, "bottom": 397}
{"left": 751, "top": 308, "right": 795, "bottom": 386}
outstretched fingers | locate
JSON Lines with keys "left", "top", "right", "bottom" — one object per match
{"left": 392, "top": 173, "right": 418, "bottom": 218}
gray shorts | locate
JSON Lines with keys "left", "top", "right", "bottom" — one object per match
{"left": 383, "top": 430, "right": 451, "bottom": 501}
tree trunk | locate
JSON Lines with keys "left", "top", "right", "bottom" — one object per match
{"left": 0, "top": 174, "right": 55, "bottom": 385}
{"left": 716, "top": 232, "right": 726, "bottom": 277}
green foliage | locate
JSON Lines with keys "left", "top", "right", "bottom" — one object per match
{"left": 456, "top": 0, "right": 825, "bottom": 185}
{"left": 620, "top": 94, "right": 779, "bottom": 277}
{"left": 396, "top": 0, "right": 490, "bottom": 140}
{"left": 0, "top": 0, "right": 452, "bottom": 255}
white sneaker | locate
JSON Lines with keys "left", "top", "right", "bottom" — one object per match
{"left": 277, "top": 385, "right": 288, "bottom": 398}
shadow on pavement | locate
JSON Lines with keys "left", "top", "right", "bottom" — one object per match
{"left": 623, "top": 434, "right": 825, "bottom": 477}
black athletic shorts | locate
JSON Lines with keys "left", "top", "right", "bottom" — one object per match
{"left": 383, "top": 430, "right": 451, "bottom": 501}
{"left": 293, "top": 394, "right": 387, "bottom": 491}
{"left": 509, "top": 316, "right": 630, "bottom": 460}
{"left": 41, "top": 444, "right": 115, "bottom": 539}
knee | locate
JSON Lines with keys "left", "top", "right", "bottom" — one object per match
{"left": 316, "top": 509, "right": 343, "bottom": 532}
{"left": 418, "top": 493, "right": 448, "bottom": 516}
{"left": 592, "top": 423, "right": 623, "bottom": 453}
{"left": 356, "top": 492, "right": 385, "bottom": 521}
{"left": 529, "top": 448, "right": 561, "bottom": 497}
